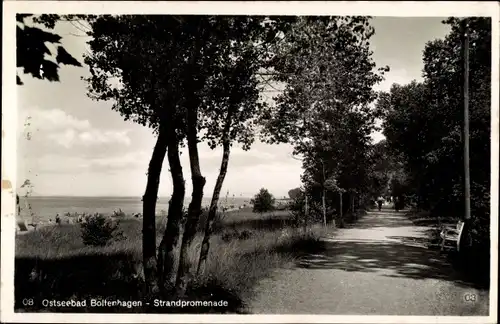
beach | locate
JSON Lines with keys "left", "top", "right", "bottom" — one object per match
{"left": 16, "top": 196, "right": 252, "bottom": 231}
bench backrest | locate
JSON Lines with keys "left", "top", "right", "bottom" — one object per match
{"left": 456, "top": 220, "right": 465, "bottom": 252}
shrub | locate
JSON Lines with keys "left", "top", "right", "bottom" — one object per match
{"left": 288, "top": 193, "right": 327, "bottom": 226}
{"left": 250, "top": 188, "right": 275, "bottom": 214}
{"left": 112, "top": 208, "right": 126, "bottom": 217}
{"left": 80, "top": 213, "right": 124, "bottom": 246}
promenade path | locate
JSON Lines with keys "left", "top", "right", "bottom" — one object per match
{"left": 247, "top": 208, "right": 490, "bottom": 315}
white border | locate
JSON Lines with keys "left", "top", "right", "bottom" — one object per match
{"left": 2, "top": 1, "right": 499, "bottom": 323}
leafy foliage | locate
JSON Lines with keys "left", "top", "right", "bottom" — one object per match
{"left": 16, "top": 14, "right": 84, "bottom": 85}
{"left": 80, "top": 214, "right": 124, "bottom": 246}
{"left": 259, "top": 16, "right": 388, "bottom": 217}
{"left": 84, "top": 15, "right": 299, "bottom": 293}
{"left": 251, "top": 188, "right": 276, "bottom": 213}
{"left": 287, "top": 188, "right": 302, "bottom": 200}
{"left": 378, "top": 18, "right": 491, "bottom": 253}
{"left": 379, "top": 17, "right": 490, "bottom": 219}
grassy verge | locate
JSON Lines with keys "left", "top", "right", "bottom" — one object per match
{"left": 15, "top": 210, "right": 329, "bottom": 313}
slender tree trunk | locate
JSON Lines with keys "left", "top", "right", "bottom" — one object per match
{"left": 176, "top": 102, "right": 206, "bottom": 295}
{"left": 321, "top": 160, "right": 327, "bottom": 226}
{"left": 196, "top": 140, "right": 230, "bottom": 275}
{"left": 351, "top": 193, "right": 355, "bottom": 218}
{"left": 322, "top": 190, "right": 327, "bottom": 226}
{"left": 157, "top": 126, "right": 185, "bottom": 292}
{"left": 304, "top": 194, "right": 309, "bottom": 232}
{"left": 142, "top": 127, "right": 168, "bottom": 296}
{"left": 339, "top": 191, "right": 343, "bottom": 227}
{"left": 197, "top": 109, "right": 234, "bottom": 276}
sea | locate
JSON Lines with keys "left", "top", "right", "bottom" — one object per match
{"left": 17, "top": 196, "right": 252, "bottom": 224}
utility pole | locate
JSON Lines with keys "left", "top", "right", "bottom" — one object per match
{"left": 339, "top": 191, "right": 343, "bottom": 227}
{"left": 463, "top": 18, "right": 471, "bottom": 221}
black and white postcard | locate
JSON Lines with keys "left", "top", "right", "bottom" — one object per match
{"left": 1, "top": 1, "right": 498, "bottom": 323}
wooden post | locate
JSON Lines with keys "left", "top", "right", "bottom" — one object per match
{"left": 351, "top": 193, "right": 355, "bottom": 219}
{"left": 463, "top": 18, "right": 471, "bottom": 222}
{"left": 339, "top": 191, "right": 343, "bottom": 226}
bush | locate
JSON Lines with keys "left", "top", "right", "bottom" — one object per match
{"left": 112, "top": 208, "right": 126, "bottom": 217}
{"left": 250, "top": 188, "right": 275, "bottom": 214}
{"left": 80, "top": 213, "right": 124, "bottom": 246}
{"left": 288, "top": 193, "right": 327, "bottom": 226}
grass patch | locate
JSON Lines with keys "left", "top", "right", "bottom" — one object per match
{"left": 15, "top": 211, "right": 329, "bottom": 313}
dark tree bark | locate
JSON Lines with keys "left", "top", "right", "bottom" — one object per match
{"left": 158, "top": 24, "right": 204, "bottom": 293}
{"left": 157, "top": 124, "right": 185, "bottom": 292}
{"left": 176, "top": 101, "right": 206, "bottom": 295}
{"left": 196, "top": 109, "right": 234, "bottom": 276}
{"left": 142, "top": 126, "right": 168, "bottom": 296}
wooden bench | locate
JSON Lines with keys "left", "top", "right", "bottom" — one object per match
{"left": 440, "top": 220, "right": 465, "bottom": 253}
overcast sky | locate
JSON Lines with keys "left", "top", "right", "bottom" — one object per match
{"left": 16, "top": 16, "right": 451, "bottom": 198}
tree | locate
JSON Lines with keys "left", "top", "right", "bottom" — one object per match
{"left": 16, "top": 14, "right": 84, "bottom": 85}
{"left": 195, "top": 17, "right": 291, "bottom": 276}
{"left": 85, "top": 15, "right": 194, "bottom": 295}
{"left": 251, "top": 188, "right": 276, "bottom": 213}
{"left": 288, "top": 188, "right": 302, "bottom": 200}
{"left": 259, "top": 16, "right": 388, "bottom": 223}
{"left": 84, "top": 15, "right": 296, "bottom": 295}
{"left": 378, "top": 17, "right": 491, "bottom": 248}
{"left": 174, "top": 17, "right": 295, "bottom": 294}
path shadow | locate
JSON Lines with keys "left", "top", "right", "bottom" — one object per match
{"left": 296, "top": 240, "right": 482, "bottom": 289}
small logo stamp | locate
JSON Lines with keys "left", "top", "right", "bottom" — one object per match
{"left": 463, "top": 293, "right": 477, "bottom": 303}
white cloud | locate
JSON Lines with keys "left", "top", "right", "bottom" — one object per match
{"left": 33, "top": 151, "right": 150, "bottom": 174}
{"left": 48, "top": 129, "right": 77, "bottom": 148}
{"left": 374, "top": 68, "right": 421, "bottom": 93}
{"left": 27, "top": 108, "right": 91, "bottom": 131}
{"left": 23, "top": 108, "right": 131, "bottom": 148}
{"left": 78, "top": 130, "right": 131, "bottom": 146}
{"left": 88, "top": 151, "right": 149, "bottom": 169}
{"left": 194, "top": 144, "right": 278, "bottom": 161}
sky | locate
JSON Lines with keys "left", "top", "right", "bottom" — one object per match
{"left": 16, "top": 16, "right": 451, "bottom": 198}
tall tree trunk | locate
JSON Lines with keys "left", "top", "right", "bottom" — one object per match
{"left": 176, "top": 102, "right": 206, "bottom": 295}
{"left": 196, "top": 108, "right": 234, "bottom": 276}
{"left": 158, "top": 28, "right": 204, "bottom": 292}
{"left": 142, "top": 127, "right": 168, "bottom": 296}
{"left": 196, "top": 140, "right": 230, "bottom": 276}
{"left": 157, "top": 126, "right": 185, "bottom": 292}
{"left": 351, "top": 193, "right": 355, "bottom": 220}
{"left": 304, "top": 194, "right": 309, "bottom": 232}
{"left": 339, "top": 191, "right": 343, "bottom": 227}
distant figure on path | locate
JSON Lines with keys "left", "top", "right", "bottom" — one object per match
{"left": 394, "top": 196, "right": 400, "bottom": 212}
{"left": 16, "top": 194, "right": 20, "bottom": 215}
{"left": 395, "top": 195, "right": 405, "bottom": 212}
{"left": 377, "top": 196, "right": 384, "bottom": 211}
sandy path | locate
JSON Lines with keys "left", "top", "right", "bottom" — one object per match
{"left": 247, "top": 209, "right": 490, "bottom": 315}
